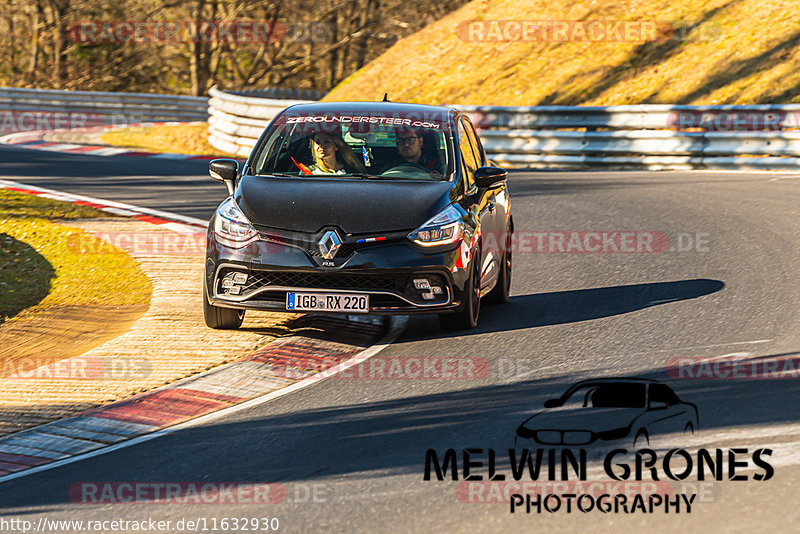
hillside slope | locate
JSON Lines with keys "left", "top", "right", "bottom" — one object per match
{"left": 324, "top": 0, "right": 800, "bottom": 105}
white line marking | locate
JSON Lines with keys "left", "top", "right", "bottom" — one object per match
{"left": 81, "top": 148, "right": 131, "bottom": 156}
{"left": 611, "top": 340, "right": 773, "bottom": 361}
{"left": 36, "top": 143, "right": 81, "bottom": 151}
{"left": 0, "top": 179, "right": 208, "bottom": 228}
{"left": 504, "top": 344, "right": 771, "bottom": 383}
{"left": 149, "top": 153, "right": 195, "bottom": 159}
{"left": 506, "top": 363, "right": 568, "bottom": 382}
{"left": 0, "top": 317, "right": 407, "bottom": 484}
{"left": 97, "top": 207, "right": 140, "bottom": 217}
{"left": 650, "top": 340, "right": 772, "bottom": 353}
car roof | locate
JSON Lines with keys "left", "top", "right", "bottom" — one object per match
{"left": 563, "top": 377, "right": 659, "bottom": 391}
{"left": 281, "top": 101, "right": 460, "bottom": 119}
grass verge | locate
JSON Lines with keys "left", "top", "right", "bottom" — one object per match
{"left": 0, "top": 189, "right": 152, "bottom": 324}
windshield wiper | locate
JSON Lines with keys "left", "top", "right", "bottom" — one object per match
{"left": 348, "top": 173, "right": 391, "bottom": 180}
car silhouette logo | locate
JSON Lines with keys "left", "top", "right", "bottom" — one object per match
{"left": 318, "top": 230, "right": 342, "bottom": 260}
{"left": 515, "top": 378, "right": 698, "bottom": 449}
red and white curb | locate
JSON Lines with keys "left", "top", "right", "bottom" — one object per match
{"left": 0, "top": 315, "right": 404, "bottom": 483}
{"left": 0, "top": 180, "right": 407, "bottom": 482}
{"left": 0, "top": 122, "right": 217, "bottom": 160}
{"left": 0, "top": 179, "right": 207, "bottom": 232}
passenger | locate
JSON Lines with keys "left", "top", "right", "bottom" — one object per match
{"left": 309, "top": 132, "right": 365, "bottom": 175}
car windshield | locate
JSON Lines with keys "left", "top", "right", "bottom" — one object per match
{"left": 251, "top": 109, "right": 455, "bottom": 181}
{"left": 562, "top": 383, "right": 647, "bottom": 409}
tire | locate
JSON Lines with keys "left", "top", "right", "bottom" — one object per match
{"left": 484, "top": 229, "right": 511, "bottom": 305}
{"left": 203, "top": 282, "right": 244, "bottom": 329}
{"left": 633, "top": 429, "right": 650, "bottom": 449}
{"left": 439, "top": 250, "right": 481, "bottom": 331}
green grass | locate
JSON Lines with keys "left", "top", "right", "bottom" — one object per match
{"left": 0, "top": 189, "right": 152, "bottom": 323}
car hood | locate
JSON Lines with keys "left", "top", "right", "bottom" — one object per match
{"left": 520, "top": 407, "right": 645, "bottom": 433}
{"left": 236, "top": 175, "right": 457, "bottom": 234}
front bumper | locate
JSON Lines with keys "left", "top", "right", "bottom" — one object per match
{"left": 205, "top": 225, "right": 471, "bottom": 315}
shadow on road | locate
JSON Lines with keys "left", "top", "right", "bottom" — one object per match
{"left": 401, "top": 278, "right": 725, "bottom": 342}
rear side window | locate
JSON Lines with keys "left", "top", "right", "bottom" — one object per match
{"left": 649, "top": 384, "right": 680, "bottom": 405}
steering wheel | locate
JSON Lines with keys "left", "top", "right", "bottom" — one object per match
{"left": 380, "top": 163, "right": 440, "bottom": 179}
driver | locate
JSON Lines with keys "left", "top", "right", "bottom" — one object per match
{"left": 388, "top": 127, "right": 442, "bottom": 173}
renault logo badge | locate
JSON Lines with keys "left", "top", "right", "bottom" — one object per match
{"left": 318, "top": 230, "right": 342, "bottom": 260}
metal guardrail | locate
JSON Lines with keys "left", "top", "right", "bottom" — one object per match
{"left": 477, "top": 129, "right": 800, "bottom": 169}
{"left": 0, "top": 87, "right": 208, "bottom": 124}
{"left": 207, "top": 87, "right": 800, "bottom": 169}
{"left": 208, "top": 86, "right": 314, "bottom": 157}
{"left": 4, "top": 87, "right": 798, "bottom": 169}
{"left": 460, "top": 104, "right": 800, "bottom": 169}
{"left": 456, "top": 104, "right": 800, "bottom": 130}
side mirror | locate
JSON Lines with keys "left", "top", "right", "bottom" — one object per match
{"left": 210, "top": 159, "right": 238, "bottom": 195}
{"left": 543, "top": 399, "right": 561, "bottom": 408}
{"left": 474, "top": 166, "right": 507, "bottom": 189}
{"left": 649, "top": 400, "right": 668, "bottom": 410}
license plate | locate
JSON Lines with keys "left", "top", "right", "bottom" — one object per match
{"left": 286, "top": 292, "right": 369, "bottom": 313}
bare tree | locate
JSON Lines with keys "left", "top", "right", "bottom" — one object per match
{"left": 0, "top": 0, "right": 469, "bottom": 94}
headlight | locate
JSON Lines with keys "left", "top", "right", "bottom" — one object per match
{"left": 408, "top": 205, "right": 464, "bottom": 247}
{"left": 214, "top": 198, "right": 258, "bottom": 248}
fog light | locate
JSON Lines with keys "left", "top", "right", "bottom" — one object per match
{"left": 431, "top": 286, "right": 443, "bottom": 294}
{"left": 222, "top": 279, "right": 235, "bottom": 289}
{"left": 421, "top": 293, "right": 435, "bottom": 300}
{"left": 233, "top": 272, "right": 248, "bottom": 284}
{"left": 227, "top": 286, "right": 241, "bottom": 295}
{"left": 413, "top": 278, "right": 431, "bottom": 290}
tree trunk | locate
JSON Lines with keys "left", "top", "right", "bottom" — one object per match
{"left": 27, "top": 0, "right": 42, "bottom": 82}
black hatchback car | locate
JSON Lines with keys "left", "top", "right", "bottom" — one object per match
{"left": 203, "top": 101, "right": 512, "bottom": 330}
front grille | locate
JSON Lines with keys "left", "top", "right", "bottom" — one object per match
{"left": 247, "top": 271, "right": 409, "bottom": 292}
{"left": 216, "top": 268, "right": 451, "bottom": 307}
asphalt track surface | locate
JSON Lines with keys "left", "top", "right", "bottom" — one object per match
{"left": 2, "top": 145, "right": 800, "bottom": 533}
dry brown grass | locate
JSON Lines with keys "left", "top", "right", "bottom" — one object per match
{"left": 324, "top": 0, "right": 800, "bottom": 105}
{"left": 101, "top": 122, "right": 237, "bottom": 157}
